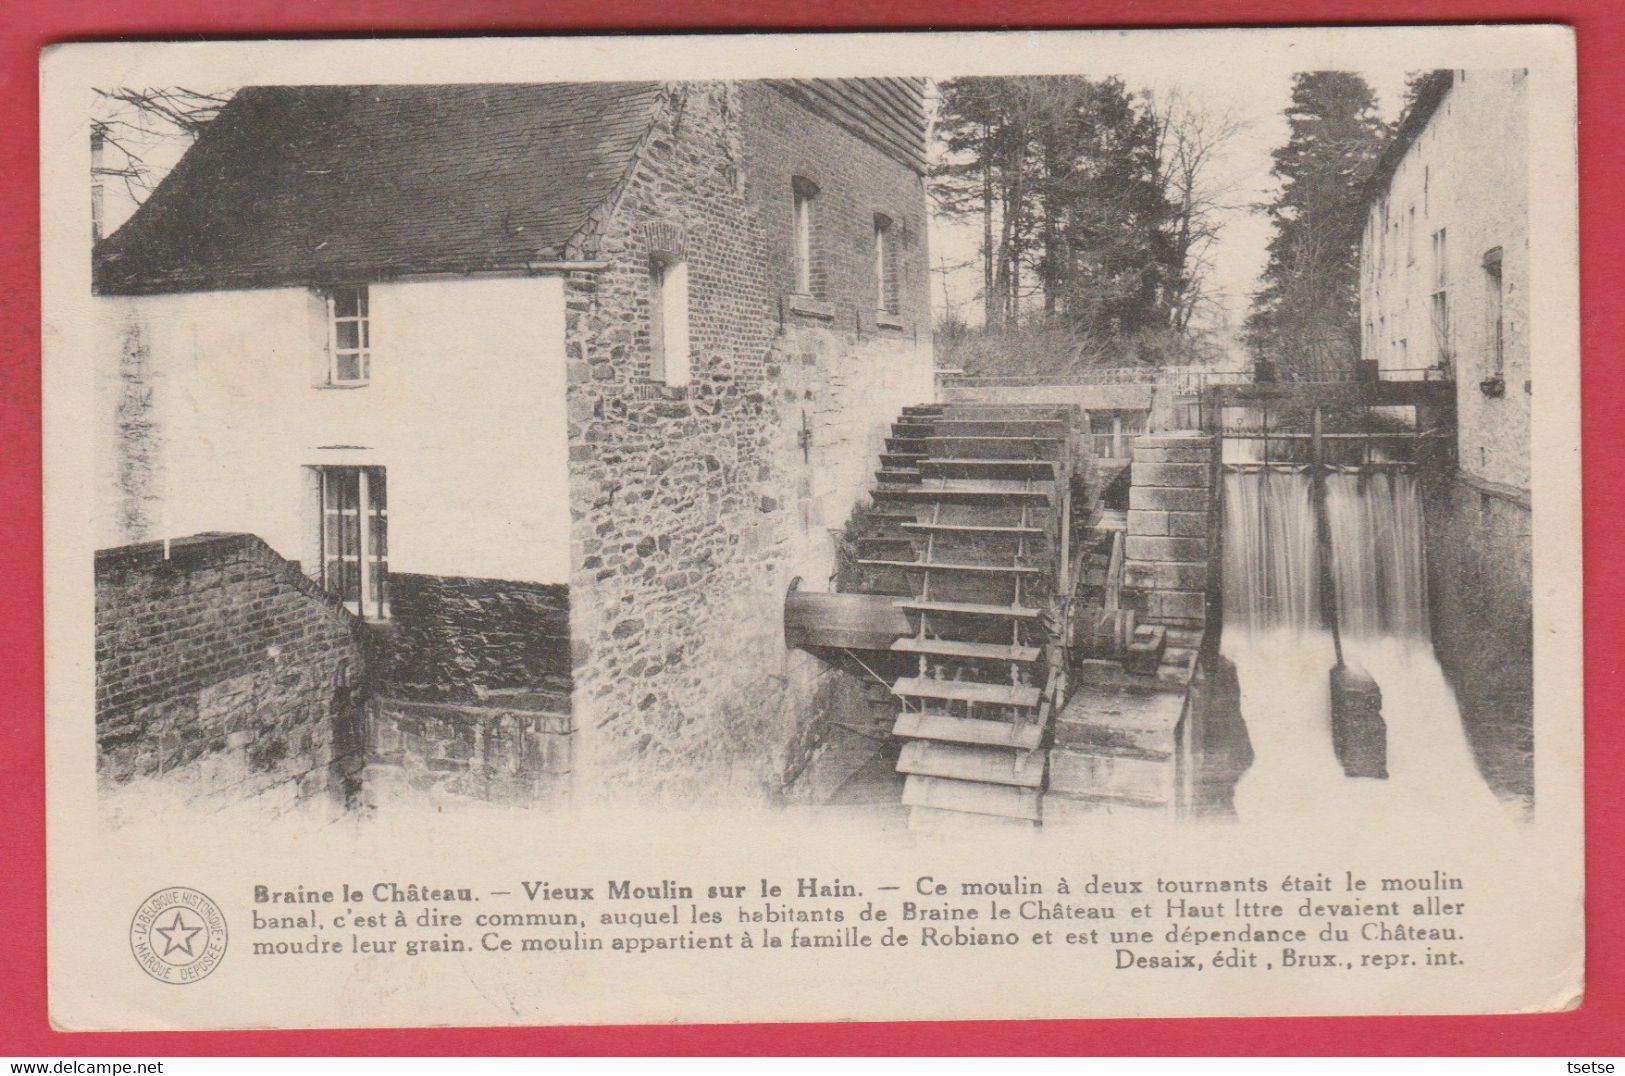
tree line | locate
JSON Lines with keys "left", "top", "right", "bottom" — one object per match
{"left": 933, "top": 75, "right": 1242, "bottom": 346}
{"left": 937, "top": 71, "right": 1432, "bottom": 380}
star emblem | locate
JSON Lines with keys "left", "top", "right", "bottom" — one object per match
{"left": 153, "top": 910, "right": 203, "bottom": 959}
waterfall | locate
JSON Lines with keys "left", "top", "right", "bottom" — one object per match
{"left": 1221, "top": 471, "right": 1320, "bottom": 636}
{"left": 1324, "top": 472, "right": 1429, "bottom": 640}
{"left": 1217, "top": 461, "right": 1507, "bottom": 822}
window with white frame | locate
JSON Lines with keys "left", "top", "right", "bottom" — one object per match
{"left": 317, "top": 465, "right": 388, "bottom": 619}
{"left": 874, "top": 213, "right": 899, "bottom": 314}
{"left": 1430, "top": 227, "right": 1450, "bottom": 370}
{"left": 648, "top": 255, "right": 691, "bottom": 388}
{"left": 791, "top": 177, "right": 818, "bottom": 295}
{"left": 325, "top": 285, "right": 371, "bottom": 385}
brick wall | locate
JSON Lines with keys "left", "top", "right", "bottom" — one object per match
{"left": 741, "top": 83, "right": 930, "bottom": 333}
{"left": 563, "top": 81, "right": 932, "bottom": 802}
{"left": 370, "top": 574, "right": 571, "bottom": 705}
{"left": 95, "top": 533, "right": 366, "bottom": 811}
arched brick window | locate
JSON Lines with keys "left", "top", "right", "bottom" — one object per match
{"left": 874, "top": 213, "right": 899, "bottom": 314}
{"left": 791, "top": 176, "right": 820, "bottom": 297}
{"left": 641, "top": 222, "right": 691, "bottom": 388}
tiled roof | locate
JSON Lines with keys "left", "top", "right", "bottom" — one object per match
{"left": 1364, "top": 70, "right": 1455, "bottom": 204}
{"left": 94, "top": 82, "right": 664, "bottom": 295}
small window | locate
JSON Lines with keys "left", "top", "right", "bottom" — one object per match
{"left": 1483, "top": 247, "right": 1505, "bottom": 375}
{"left": 326, "top": 286, "right": 371, "bottom": 385}
{"left": 317, "top": 466, "right": 388, "bottom": 619}
{"left": 1431, "top": 228, "right": 1450, "bottom": 369}
{"left": 649, "top": 256, "right": 691, "bottom": 388}
{"left": 791, "top": 178, "right": 819, "bottom": 296}
{"left": 874, "top": 213, "right": 899, "bottom": 314}
{"left": 1432, "top": 228, "right": 1449, "bottom": 291}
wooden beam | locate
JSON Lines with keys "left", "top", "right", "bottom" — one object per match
{"left": 785, "top": 589, "right": 912, "bottom": 651}
{"left": 1203, "top": 380, "right": 1456, "bottom": 411}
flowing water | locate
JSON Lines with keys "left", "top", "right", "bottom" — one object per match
{"left": 1218, "top": 465, "right": 1506, "bottom": 823}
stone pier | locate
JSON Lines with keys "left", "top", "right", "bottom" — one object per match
{"left": 1123, "top": 433, "right": 1216, "bottom": 632}
{"left": 1045, "top": 432, "right": 1219, "bottom": 821}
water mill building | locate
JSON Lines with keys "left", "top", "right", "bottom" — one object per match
{"left": 91, "top": 70, "right": 1531, "bottom": 826}
{"left": 93, "top": 79, "right": 936, "bottom": 812}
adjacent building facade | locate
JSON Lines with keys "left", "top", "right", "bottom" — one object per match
{"left": 94, "top": 80, "right": 934, "bottom": 811}
{"left": 1358, "top": 69, "right": 1533, "bottom": 805}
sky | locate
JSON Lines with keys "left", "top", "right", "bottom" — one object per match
{"left": 925, "top": 68, "right": 1410, "bottom": 356}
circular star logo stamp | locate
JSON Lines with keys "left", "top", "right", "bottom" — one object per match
{"left": 129, "top": 887, "right": 227, "bottom": 984}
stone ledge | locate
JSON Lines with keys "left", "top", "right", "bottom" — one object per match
{"left": 1053, "top": 686, "right": 1185, "bottom": 755}
{"left": 874, "top": 310, "right": 906, "bottom": 331}
{"left": 1048, "top": 747, "right": 1176, "bottom": 803}
{"left": 374, "top": 696, "right": 572, "bottom": 734}
{"left": 1129, "top": 486, "right": 1210, "bottom": 512}
{"left": 1126, "top": 535, "right": 1207, "bottom": 562}
{"left": 1131, "top": 461, "right": 1210, "bottom": 487}
{"left": 1132, "top": 443, "right": 1214, "bottom": 464}
{"left": 1125, "top": 559, "right": 1208, "bottom": 591}
{"left": 783, "top": 293, "right": 836, "bottom": 322}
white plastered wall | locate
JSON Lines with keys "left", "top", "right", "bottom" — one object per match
{"left": 95, "top": 274, "right": 572, "bottom": 584}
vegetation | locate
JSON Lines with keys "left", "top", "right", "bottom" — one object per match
{"left": 1244, "top": 72, "right": 1390, "bottom": 381}
{"left": 932, "top": 75, "right": 1244, "bottom": 377}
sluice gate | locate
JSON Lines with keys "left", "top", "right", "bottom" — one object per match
{"left": 1202, "top": 381, "right": 1504, "bottom": 821}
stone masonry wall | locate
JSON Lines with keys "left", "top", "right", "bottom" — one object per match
{"left": 563, "top": 82, "right": 932, "bottom": 803}
{"left": 362, "top": 574, "right": 573, "bottom": 809}
{"left": 1423, "top": 474, "right": 1533, "bottom": 809}
{"left": 95, "top": 533, "right": 366, "bottom": 813}
{"left": 1124, "top": 434, "right": 1216, "bottom": 629}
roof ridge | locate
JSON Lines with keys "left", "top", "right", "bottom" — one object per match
{"left": 95, "top": 81, "right": 665, "bottom": 295}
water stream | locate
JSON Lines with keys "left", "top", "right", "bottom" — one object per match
{"left": 1218, "top": 466, "right": 1506, "bottom": 822}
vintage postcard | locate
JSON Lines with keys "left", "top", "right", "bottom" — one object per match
{"left": 40, "top": 25, "right": 1581, "bottom": 1030}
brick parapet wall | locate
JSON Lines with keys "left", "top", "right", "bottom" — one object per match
{"left": 361, "top": 572, "right": 573, "bottom": 810}
{"left": 1123, "top": 435, "right": 1217, "bottom": 628}
{"left": 563, "top": 82, "right": 932, "bottom": 802}
{"left": 369, "top": 574, "right": 571, "bottom": 705}
{"left": 95, "top": 532, "right": 366, "bottom": 811}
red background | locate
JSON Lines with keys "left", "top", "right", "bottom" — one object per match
{"left": 2, "top": 0, "right": 1620, "bottom": 1055}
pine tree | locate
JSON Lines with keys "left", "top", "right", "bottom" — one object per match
{"left": 1246, "top": 72, "right": 1390, "bottom": 380}
{"left": 933, "top": 76, "right": 1178, "bottom": 341}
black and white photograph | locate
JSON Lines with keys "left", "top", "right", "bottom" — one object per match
{"left": 40, "top": 27, "right": 1582, "bottom": 1029}
{"left": 84, "top": 63, "right": 1534, "bottom": 828}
